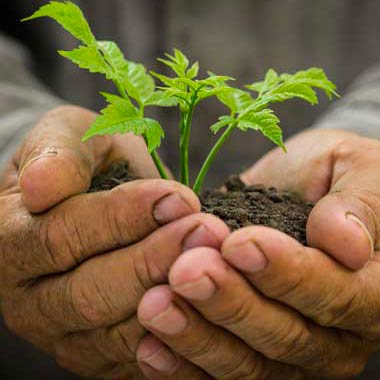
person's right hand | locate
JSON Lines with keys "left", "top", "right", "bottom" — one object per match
{"left": 0, "top": 105, "right": 229, "bottom": 379}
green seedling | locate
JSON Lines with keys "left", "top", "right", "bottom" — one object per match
{"left": 23, "top": 1, "right": 338, "bottom": 193}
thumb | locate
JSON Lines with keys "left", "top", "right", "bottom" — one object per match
{"left": 17, "top": 105, "right": 158, "bottom": 213}
{"left": 307, "top": 163, "right": 379, "bottom": 270}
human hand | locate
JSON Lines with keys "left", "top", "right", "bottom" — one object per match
{"left": 135, "top": 237, "right": 375, "bottom": 380}
{"left": 0, "top": 105, "right": 230, "bottom": 379}
{"left": 242, "top": 128, "right": 379, "bottom": 270}
{"left": 134, "top": 129, "right": 380, "bottom": 380}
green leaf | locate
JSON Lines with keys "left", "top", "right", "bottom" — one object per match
{"left": 158, "top": 49, "right": 190, "bottom": 77}
{"left": 151, "top": 71, "right": 178, "bottom": 88}
{"left": 293, "top": 68, "right": 338, "bottom": 99}
{"left": 98, "top": 41, "right": 154, "bottom": 103}
{"left": 144, "top": 91, "right": 180, "bottom": 107}
{"left": 59, "top": 45, "right": 110, "bottom": 76}
{"left": 172, "top": 77, "right": 198, "bottom": 90}
{"left": 246, "top": 67, "right": 338, "bottom": 109}
{"left": 97, "top": 41, "right": 128, "bottom": 81}
{"left": 143, "top": 119, "right": 165, "bottom": 152}
{"left": 210, "top": 116, "right": 236, "bottom": 134}
{"left": 187, "top": 62, "right": 199, "bottom": 79}
{"left": 99, "top": 92, "right": 130, "bottom": 105}
{"left": 265, "top": 69, "right": 279, "bottom": 87}
{"left": 202, "top": 73, "right": 235, "bottom": 87}
{"left": 217, "top": 88, "right": 254, "bottom": 114}
{"left": 83, "top": 93, "right": 163, "bottom": 152}
{"left": 22, "top": 1, "right": 95, "bottom": 46}
{"left": 197, "top": 86, "right": 235, "bottom": 102}
{"left": 238, "top": 109, "right": 286, "bottom": 150}
{"left": 247, "top": 68, "right": 280, "bottom": 94}
{"left": 259, "top": 123, "right": 286, "bottom": 151}
{"left": 124, "top": 62, "right": 155, "bottom": 103}
{"left": 270, "top": 82, "right": 319, "bottom": 105}
{"left": 82, "top": 93, "right": 139, "bottom": 141}
{"left": 174, "top": 49, "right": 190, "bottom": 68}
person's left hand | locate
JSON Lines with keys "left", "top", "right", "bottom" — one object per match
{"left": 134, "top": 129, "right": 380, "bottom": 380}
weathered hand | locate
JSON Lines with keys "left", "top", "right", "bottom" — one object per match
{"left": 135, "top": 129, "right": 380, "bottom": 380}
{"left": 0, "top": 105, "right": 230, "bottom": 379}
{"left": 136, "top": 258, "right": 305, "bottom": 380}
{"left": 242, "top": 128, "right": 379, "bottom": 270}
{"left": 136, "top": 242, "right": 374, "bottom": 380}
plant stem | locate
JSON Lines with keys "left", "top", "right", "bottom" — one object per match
{"left": 113, "top": 80, "right": 169, "bottom": 180}
{"left": 193, "top": 123, "right": 236, "bottom": 194}
{"left": 151, "top": 149, "right": 169, "bottom": 179}
{"left": 180, "top": 101, "right": 196, "bottom": 185}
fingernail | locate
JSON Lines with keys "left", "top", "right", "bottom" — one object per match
{"left": 154, "top": 193, "right": 193, "bottom": 224}
{"left": 223, "top": 241, "right": 268, "bottom": 273}
{"left": 182, "top": 225, "right": 219, "bottom": 251}
{"left": 173, "top": 275, "right": 216, "bottom": 301}
{"left": 143, "top": 303, "right": 188, "bottom": 335}
{"left": 139, "top": 343, "right": 178, "bottom": 373}
{"left": 346, "top": 213, "right": 374, "bottom": 257}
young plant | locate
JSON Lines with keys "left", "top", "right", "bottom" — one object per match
{"left": 24, "top": 1, "right": 338, "bottom": 194}
{"left": 23, "top": 0, "right": 172, "bottom": 179}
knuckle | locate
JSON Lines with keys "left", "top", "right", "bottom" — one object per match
{"left": 311, "top": 286, "right": 362, "bottom": 328}
{"left": 212, "top": 296, "right": 253, "bottom": 328}
{"left": 106, "top": 186, "right": 141, "bottom": 244}
{"left": 69, "top": 274, "right": 113, "bottom": 327}
{"left": 222, "top": 352, "right": 301, "bottom": 380}
{"left": 0, "top": 206, "right": 37, "bottom": 287}
{"left": 38, "top": 212, "right": 84, "bottom": 272}
{"left": 180, "top": 328, "right": 222, "bottom": 361}
{"left": 313, "top": 294, "right": 355, "bottom": 327}
{"left": 219, "top": 351, "right": 262, "bottom": 380}
{"left": 109, "top": 328, "right": 135, "bottom": 361}
{"left": 107, "top": 322, "right": 143, "bottom": 362}
{"left": 264, "top": 247, "right": 308, "bottom": 301}
{"left": 262, "top": 320, "right": 314, "bottom": 364}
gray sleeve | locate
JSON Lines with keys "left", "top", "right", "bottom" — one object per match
{"left": 315, "top": 64, "right": 380, "bottom": 138}
{"left": 0, "top": 33, "right": 63, "bottom": 169}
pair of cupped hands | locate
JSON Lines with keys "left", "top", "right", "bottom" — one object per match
{"left": 1, "top": 105, "right": 380, "bottom": 380}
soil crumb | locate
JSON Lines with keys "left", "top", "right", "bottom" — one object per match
{"left": 90, "top": 162, "right": 313, "bottom": 245}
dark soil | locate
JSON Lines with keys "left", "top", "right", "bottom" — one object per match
{"left": 89, "top": 162, "right": 313, "bottom": 245}
{"left": 201, "top": 176, "right": 313, "bottom": 245}
{"left": 89, "top": 162, "right": 139, "bottom": 193}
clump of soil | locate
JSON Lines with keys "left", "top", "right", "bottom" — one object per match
{"left": 201, "top": 176, "right": 313, "bottom": 245}
{"left": 89, "top": 162, "right": 313, "bottom": 245}
{"left": 89, "top": 162, "right": 139, "bottom": 193}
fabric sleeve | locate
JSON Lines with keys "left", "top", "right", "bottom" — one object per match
{"left": 0, "top": 33, "right": 63, "bottom": 169}
{"left": 315, "top": 64, "right": 380, "bottom": 138}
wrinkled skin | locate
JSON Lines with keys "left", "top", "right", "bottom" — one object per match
{"left": 0, "top": 106, "right": 230, "bottom": 379}
{"left": 136, "top": 130, "right": 380, "bottom": 380}
{"left": 2, "top": 108, "right": 380, "bottom": 380}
